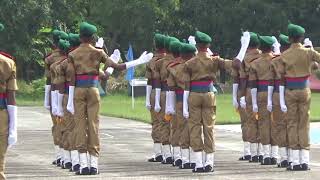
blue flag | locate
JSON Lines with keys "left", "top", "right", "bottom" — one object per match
{"left": 125, "top": 44, "right": 134, "bottom": 81}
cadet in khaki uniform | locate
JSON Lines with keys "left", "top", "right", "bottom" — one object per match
{"left": 278, "top": 24, "right": 320, "bottom": 171}
{"left": 43, "top": 30, "right": 69, "bottom": 166}
{"left": 0, "top": 22, "right": 18, "bottom": 180}
{"left": 153, "top": 36, "right": 179, "bottom": 164}
{"left": 238, "top": 32, "right": 262, "bottom": 163}
{"left": 48, "top": 33, "right": 69, "bottom": 167}
{"left": 146, "top": 33, "right": 166, "bottom": 163}
{"left": 167, "top": 43, "right": 197, "bottom": 169}
{"left": 165, "top": 41, "right": 183, "bottom": 166}
{"left": 67, "top": 22, "right": 153, "bottom": 175}
{"left": 269, "top": 34, "right": 290, "bottom": 168}
{"left": 183, "top": 31, "right": 236, "bottom": 172}
{"left": 249, "top": 36, "right": 276, "bottom": 165}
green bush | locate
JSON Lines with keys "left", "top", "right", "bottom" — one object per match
{"left": 17, "top": 78, "right": 45, "bottom": 99}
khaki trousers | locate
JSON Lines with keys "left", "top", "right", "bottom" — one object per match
{"left": 271, "top": 93, "right": 287, "bottom": 147}
{"left": 61, "top": 95, "right": 76, "bottom": 151}
{"left": 176, "top": 102, "right": 190, "bottom": 149}
{"left": 189, "top": 92, "right": 216, "bottom": 153}
{"left": 150, "top": 90, "right": 161, "bottom": 143}
{"left": 257, "top": 92, "right": 271, "bottom": 145}
{"left": 238, "top": 95, "right": 249, "bottom": 142}
{"left": 159, "top": 91, "right": 170, "bottom": 145}
{"left": 171, "top": 102, "right": 185, "bottom": 147}
{"left": 74, "top": 87, "right": 100, "bottom": 156}
{"left": 0, "top": 110, "right": 8, "bottom": 180}
{"left": 285, "top": 89, "right": 311, "bottom": 150}
{"left": 245, "top": 89, "right": 259, "bottom": 143}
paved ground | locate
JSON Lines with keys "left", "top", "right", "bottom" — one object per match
{"left": 5, "top": 107, "right": 320, "bottom": 180}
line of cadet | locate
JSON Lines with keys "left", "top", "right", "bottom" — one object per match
{"left": 233, "top": 23, "right": 319, "bottom": 171}
{"left": 0, "top": 22, "right": 18, "bottom": 180}
{"left": 145, "top": 23, "right": 320, "bottom": 173}
{"left": 44, "top": 22, "right": 153, "bottom": 176}
{"left": 146, "top": 31, "right": 239, "bottom": 173}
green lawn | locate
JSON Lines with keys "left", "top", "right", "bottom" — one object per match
{"left": 17, "top": 93, "right": 320, "bottom": 125}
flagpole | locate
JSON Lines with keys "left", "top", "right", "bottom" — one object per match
{"left": 131, "top": 80, "right": 135, "bottom": 109}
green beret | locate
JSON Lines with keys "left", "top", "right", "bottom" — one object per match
{"left": 52, "top": 30, "right": 61, "bottom": 42}
{"left": 154, "top": 33, "right": 165, "bottom": 49}
{"left": 259, "top": 36, "right": 275, "bottom": 48}
{"left": 0, "top": 23, "right": 4, "bottom": 32}
{"left": 180, "top": 43, "right": 197, "bottom": 54}
{"left": 279, "top": 34, "right": 290, "bottom": 46}
{"left": 288, "top": 23, "right": 305, "bottom": 37}
{"left": 169, "top": 41, "right": 182, "bottom": 54}
{"left": 249, "top": 32, "right": 260, "bottom": 47}
{"left": 195, "top": 31, "right": 212, "bottom": 44}
{"left": 164, "top": 36, "right": 179, "bottom": 50}
{"left": 80, "top": 22, "right": 97, "bottom": 37}
{"left": 59, "top": 31, "right": 69, "bottom": 40}
{"left": 68, "top": 33, "right": 81, "bottom": 47}
{"left": 58, "top": 39, "right": 70, "bottom": 52}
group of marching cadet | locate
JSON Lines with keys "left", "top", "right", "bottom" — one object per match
{"left": 0, "top": 20, "right": 319, "bottom": 179}
{"left": 145, "top": 23, "right": 320, "bottom": 173}
{"left": 43, "top": 22, "right": 153, "bottom": 176}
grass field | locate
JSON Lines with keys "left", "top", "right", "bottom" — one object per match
{"left": 17, "top": 93, "right": 320, "bottom": 125}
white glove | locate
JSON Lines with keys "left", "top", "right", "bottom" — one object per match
{"left": 44, "top": 85, "right": 51, "bottom": 110}
{"left": 7, "top": 105, "right": 17, "bottom": 148}
{"left": 106, "top": 49, "right": 121, "bottom": 75}
{"left": 125, "top": 52, "right": 153, "bottom": 69}
{"left": 232, "top": 83, "right": 239, "bottom": 108}
{"left": 145, "top": 85, "right": 152, "bottom": 110}
{"left": 154, "top": 88, "right": 161, "bottom": 113}
{"left": 188, "top": 36, "right": 196, "bottom": 45}
{"left": 279, "top": 86, "right": 287, "bottom": 113}
{"left": 236, "top": 31, "right": 250, "bottom": 62}
{"left": 165, "top": 91, "right": 175, "bottom": 115}
{"left": 304, "top": 38, "right": 313, "bottom": 47}
{"left": 51, "top": 90, "right": 58, "bottom": 116}
{"left": 67, "top": 86, "right": 75, "bottom": 115}
{"left": 240, "top": 96, "right": 246, "bottom": 109}
{"left": 95, "top": 37, "right": 104, "bottom": 48}
{"left": 251, "top": 88, "right": 258, "bottom": 113}
{"left": 207, "top": 48, "right": 213, "bottom": 55}
{"left": 183, "top": 91, "right": 190, "bottom": 119}
{"left": 57, "top": 93, "right": 64, "bottom": 117}
{"left": 267, "top": 86, "right": 274, "bottom": 112}
{"left": 272, "top": 36, "right": 281, "bottom": 55}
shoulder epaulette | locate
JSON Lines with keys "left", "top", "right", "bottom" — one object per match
{"left": 44, "top": 52, "right": 52, "bottom": 59}
{"left": 272, "top": 54, "right": 281, "bottom": 59}
{"left": 68, "top": 46, "right": 79, "bottom": 53}
{"left": 0, "top": 51, "right": 15, "bottom": 61}
{"left": 168, "top": 61, "right": 182, "bottom": 68}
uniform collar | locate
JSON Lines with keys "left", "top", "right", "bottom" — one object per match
{"left": 197, "top": 51, "right": 210, "bottom": 58}
{"left": 80, "top": 43, "right": 93, "bottom": 48}
{"left": 261, "top": 52, "right": 273, "bottom": 58}
{"left": 290, "top": 43, "right": 303, "bottom": 48}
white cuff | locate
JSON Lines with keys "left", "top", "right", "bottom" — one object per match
{"left": 67, "top": 86, "right": 75, "bottom": 114}
{"left": 267, "top": 86, "right": 274, "bottom": 104}
{"left": 146, "top": 85, "right": 152, "bottom": 109}
{"left": 183, "top": 91, "right": 190, "bottom": 119}
{"left": 44, "top": 85, "right": 51, "bottom": 109}
{"left": 154, "top": 88, "right": 161, "bottom": 112}
{"left": 7, "top": 105, "right": 18, "bottom": 147}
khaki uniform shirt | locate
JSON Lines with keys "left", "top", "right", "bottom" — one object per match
{"left": 270, "top": 55, "right": 284, "bottom": 81}
{"left": 0, "top": 54, "right": 18, "bottom": 93}
{"left": 68, "top": 43, "right": 116, "bottom": 85}
{"left": 184, "top": 52, "right": 232, "bottom": 89}
{"left": 45, "top": 49, "right": 61, "bottom": 80}
{"left": 280, "top": 43, "right": 320, "bottom": 78}
{"left": 239, "top": 49, "right": 261, "bottom": 80}
{"left": 145, "top": 52, "right": 166, "bottom": 81}
{"left": 167, "top": 58, "right": 187, "bottom": 90}
{"left": 50, "top": 55, "right": 67, "bottom": 85}
{"left": 249, "top": 52, "right": 274, "bottom": 82}
{"left": 154, "top": 54, "right": 175, "bottom": 82}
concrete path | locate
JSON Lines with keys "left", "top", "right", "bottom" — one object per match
{"left": 5, "top": 107, "right": 320, "bottom": 180}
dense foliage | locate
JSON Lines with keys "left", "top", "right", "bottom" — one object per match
{"left": 1, "top": 0, "right": 320, "bottom": 81}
